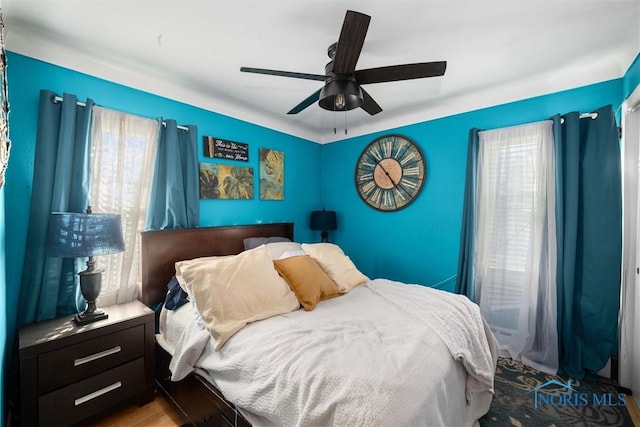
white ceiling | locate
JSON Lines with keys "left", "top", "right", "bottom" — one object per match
{"left": 3, "top": 1, "right": 639, "bottom": 143}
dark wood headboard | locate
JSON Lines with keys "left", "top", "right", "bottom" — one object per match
{"left": 140, "top": 222, "right": 294, "bottom": 305}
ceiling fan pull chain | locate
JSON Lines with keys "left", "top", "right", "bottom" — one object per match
{"left": 345, "top": 110, "right": 348, "bottom": 135}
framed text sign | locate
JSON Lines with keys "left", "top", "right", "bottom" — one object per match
{"left": 203, "top": 136, "right": 249, "bottom": 162}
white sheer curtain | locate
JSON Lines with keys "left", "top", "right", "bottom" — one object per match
{"left": 475, "top": 120, "right": 558, "bottom": 374}
{"left": 90, "top": 107, "right": 159, "bottom": 306}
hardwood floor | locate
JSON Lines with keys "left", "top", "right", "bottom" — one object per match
{"left": 628, "top": 395, "right": 640, "bottom": 427}
{"left": 91, "top": 393, "right": 183, "bottom": 427}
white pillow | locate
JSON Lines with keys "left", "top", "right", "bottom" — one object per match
{"left": 301, "top": 243, "right": 369, "bottom": 293}
{"left": 264, "top": 241, "right": 304, "bottom": 259}
{"left": 278, "top": 249, "right": 307, "bottom": 260}
{"left": 175, "top": 245, "right": 299, "bottom": 350}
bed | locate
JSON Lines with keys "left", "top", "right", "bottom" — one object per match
{"left": 140, "top": 222, "right": 499, "bottom": 427}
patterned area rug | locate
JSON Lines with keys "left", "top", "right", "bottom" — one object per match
{"left": 480, "top": 357, "right": 634, "bottom": 427}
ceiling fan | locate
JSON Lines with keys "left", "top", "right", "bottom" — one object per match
{"left": 240, "top": 10, "right": 446, "bottom": 116}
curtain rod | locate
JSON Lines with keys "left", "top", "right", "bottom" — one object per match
{"left": 51, "top": 95, "right": 190, "bottom": 132}
{"left": 560, "top": 112, "right": 598, "bottom": 124}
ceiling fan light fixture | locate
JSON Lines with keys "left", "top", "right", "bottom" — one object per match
{"left": 319, "top": 77, "right": 363, "bottom": 111}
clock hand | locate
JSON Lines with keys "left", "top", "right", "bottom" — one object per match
{"left": 377, "top": 163, "right": 398, "bottom": 187}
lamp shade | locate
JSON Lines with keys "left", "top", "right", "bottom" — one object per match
{"left": 310, "top": 210, "right": 337, "bottom": 231}
{"left": 47, "top": 212, "right": 125, "bottom": 258}
{"left": 318, "top": 77, "right": 363, "bottom": 112}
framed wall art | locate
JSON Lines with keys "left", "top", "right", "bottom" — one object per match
{"left": 199, "top": 163, "right": 254, "bottom": 199}
{"left": 203, "top": 136, "right": 248, "bottom": 162}
{"left": 259, "top": 148, "right": 284, "bottom": 200}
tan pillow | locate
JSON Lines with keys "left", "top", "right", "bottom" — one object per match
{"left": 175, "top": 254, "right": 233, "bottom": 295}
{"left": 175, "top": 245, "right": 299, "bottom": 350}
{"left": 273, "top": 255, "right": 341, "bottom": 311}
{"left": 301, "top": 243, "right": 369, "bottom": 293}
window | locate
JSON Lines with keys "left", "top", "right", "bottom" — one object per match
{"left": 474, "top": 120, "right": 557, "bottom": 364}
{"left": 89, "top": 107, "right": 159, "bottom": 305}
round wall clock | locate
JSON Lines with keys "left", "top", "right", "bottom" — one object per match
{"left": 355, "top": 134, "right": 426, "bottom": 212}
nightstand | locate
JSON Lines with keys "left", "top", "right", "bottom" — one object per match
{"left": 19, "top": 300, "right": 155, "bottom": 427}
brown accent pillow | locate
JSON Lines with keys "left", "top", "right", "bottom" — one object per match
{"left": 273, "top": 255, "right": 341, "bottom": 311}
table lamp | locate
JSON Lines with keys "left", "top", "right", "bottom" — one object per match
{"left": 310, "top": 208, "right": 337, "bottom": 242}
{"left": 47, "top": 208, "right": 125, "bottom": 324}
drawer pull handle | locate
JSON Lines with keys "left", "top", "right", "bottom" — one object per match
{"left": 74, "top": 381, "right": 122, "bottom": 406}
{"left": 74, "top": 346, "right": 122, "bottom": 366}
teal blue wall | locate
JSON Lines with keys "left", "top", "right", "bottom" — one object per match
{"left": 323, "top": 79, "right": 624, "bottom": 291}
{"left": 4, "top": 51, "right": 322, "bottom": 349}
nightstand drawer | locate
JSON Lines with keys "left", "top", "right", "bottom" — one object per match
{"left": 38, "top": 325, "right": 144, "bottom": 393}
{"left": 38, "top": 357, "right": 145, "bottom": 427}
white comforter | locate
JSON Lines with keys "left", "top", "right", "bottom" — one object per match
{"left": 164, "top": 279, "right": 499, "bottom": 427}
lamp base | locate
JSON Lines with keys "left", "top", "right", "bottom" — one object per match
{"left": 74, "top": 308, "right": 108, "bottom": 325}
{"left": 75, "top": 258, "right": 107, "bottom": 325}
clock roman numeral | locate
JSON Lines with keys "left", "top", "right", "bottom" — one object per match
{"left": 384, "top": 190, "right": 391, "bottom": 208}
{"left": 400, "top": 177, "right": 418, "bottom": 189}
{"left": 382, "top": 139, "right": 393, "bottom": 158}
{"left": 393, "top": 188, "right": 407, "bottom": 202}
{"left": 359, "top": 160, "right": 376, "bottom": 170}
{"left": 360, "top": 181, "right": 376, "bottom": 198}
{"left": 371, "top": 187, "right": 383, "bottom": 207}
{"left": 358, "top": 162, "right": 375, "bottom": 173}
{"left": 400, "top": 151, "right": 416, "bottom": 166}
{"left": 358, "top": 172, "right": 373, "bottom": 182}
{"left": 392, "top": 137, "right": 406, "bottom": 158}
{"left": 374, "top": 143, "right": 385, "bottom": 161}
{"left": 365, "top": 150, "right": 381, "bottom": 163}
{"left": 403, "top": 166, "right": 422, "bottom": 177}
{"left": 382, "top": 189, "right": 396, "bottom": 210}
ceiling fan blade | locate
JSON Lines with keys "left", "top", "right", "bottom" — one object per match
{"left": 287, "top": 88, "right": 322, "bottom": 114}
{"left": 360, "top": 88, "right": 383, "bottom": 115}
{"left": 240, "top": 67, "right": 327, "bottom": 81}
{"left": 332, "top": 10, "right": 371, "bottom": 75}
{"left": 355, "top": 61, "right": 447, "bottom": 84}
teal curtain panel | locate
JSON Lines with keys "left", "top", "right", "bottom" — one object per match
{"left": 455, "top": 128, "right": 480, "bottom": 301}
{"left": 17, "top": 90, "right": 94, "bottom": 325}
{"left": 555, "top": 104, "right": 622, "bottom": 378}
{"left": 146, "top": 119, "right": 199, "bottom": 229}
